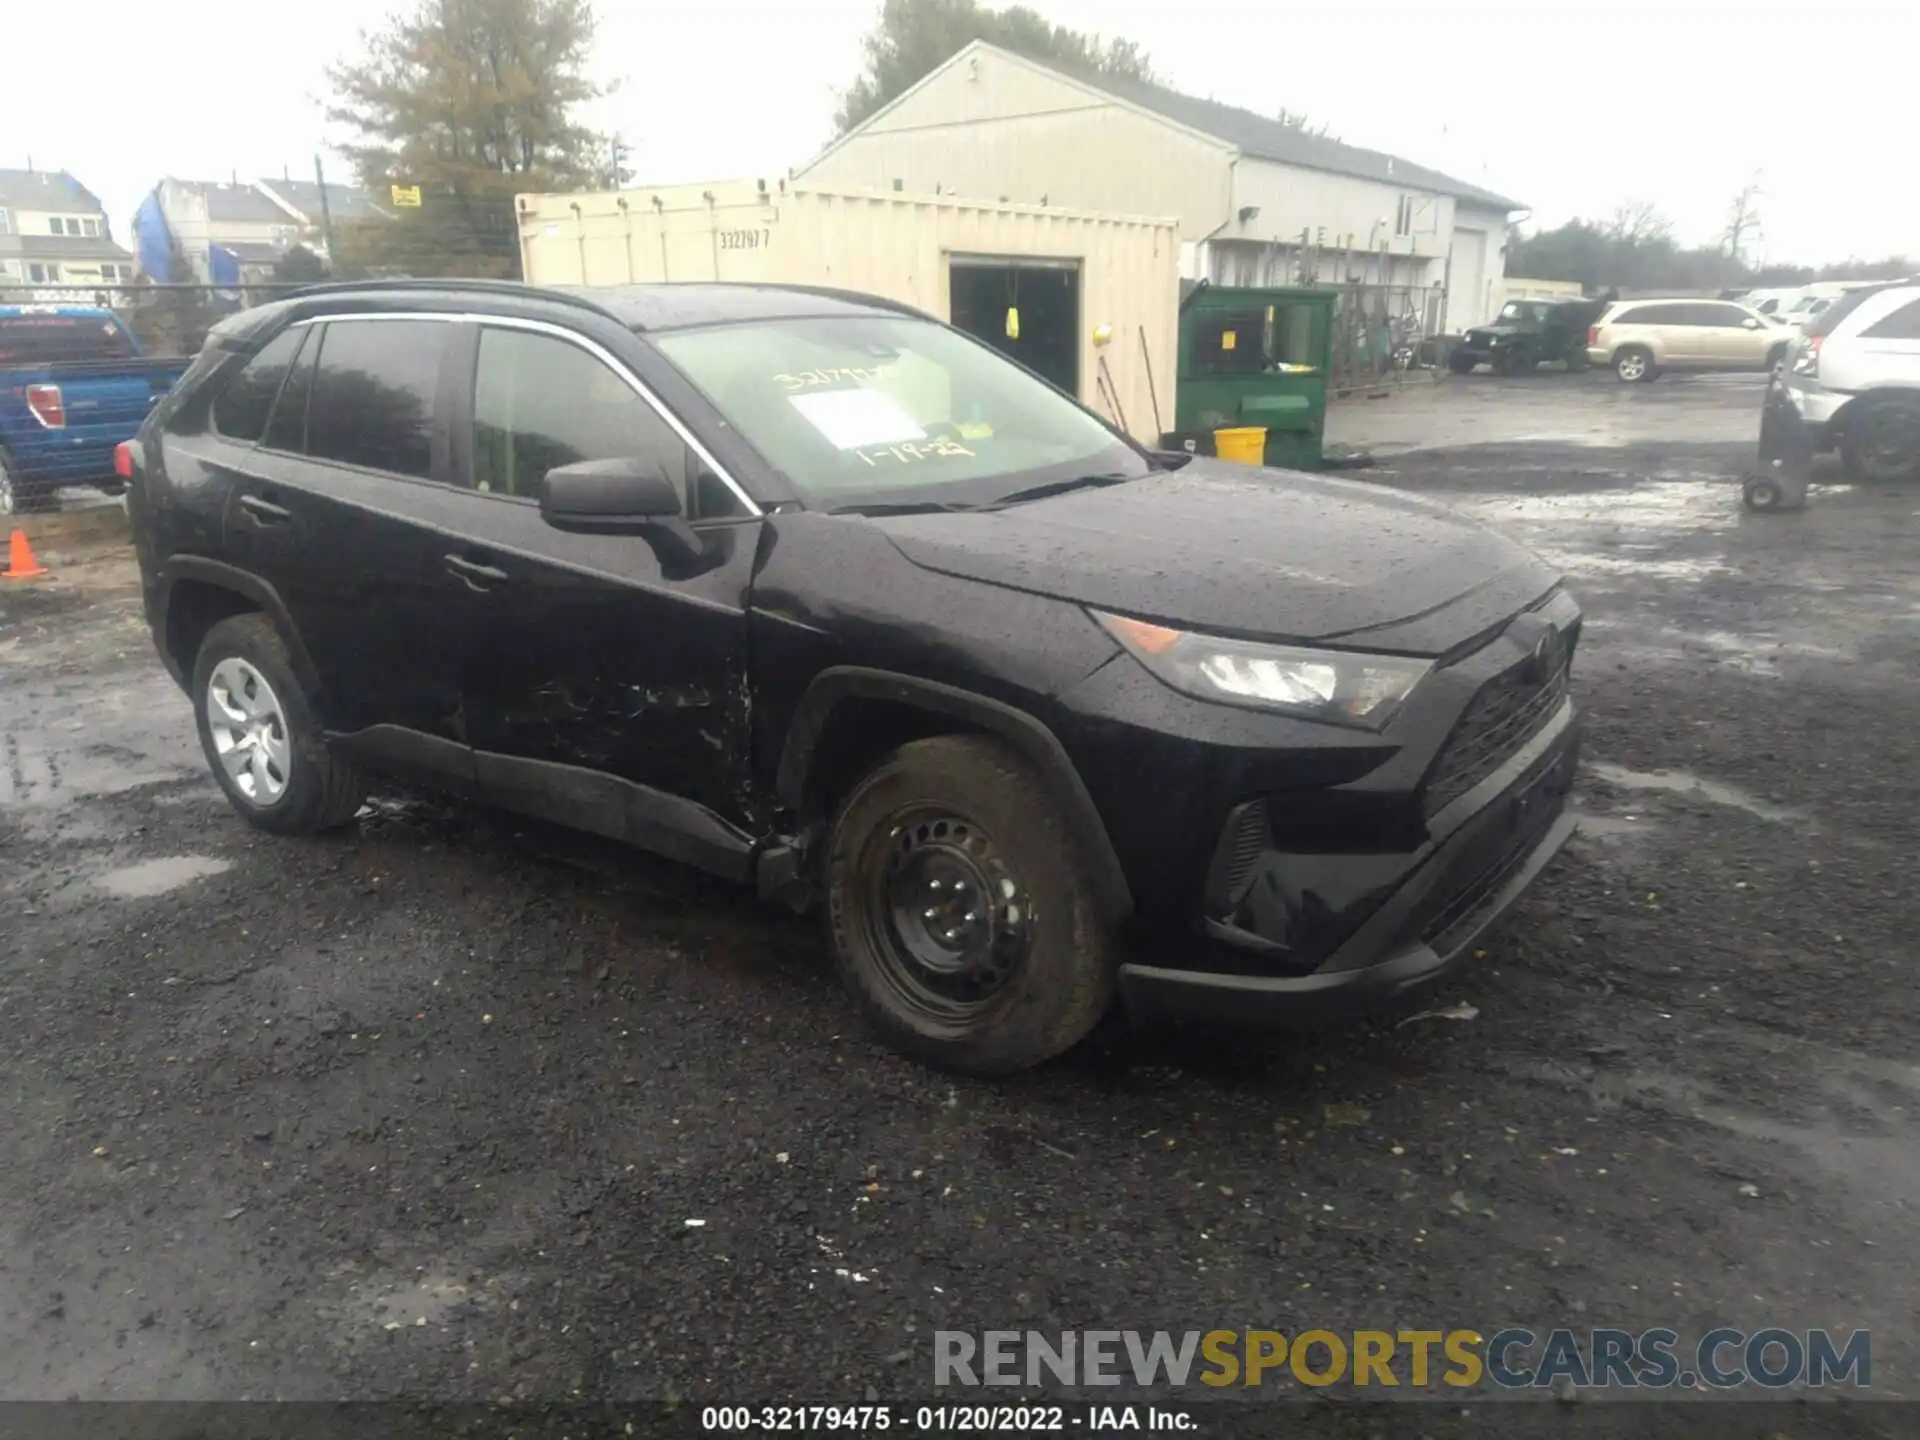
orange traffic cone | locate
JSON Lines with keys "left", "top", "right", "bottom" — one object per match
{"left": 2, "top": 528, "right": 49, "bottom": 580}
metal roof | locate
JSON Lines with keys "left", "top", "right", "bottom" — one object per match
{"left": 982, "top": 45, "right": 1524, "bottom": 213}
{"left": 0, "top": 168, "right": 105, "bottom": 213}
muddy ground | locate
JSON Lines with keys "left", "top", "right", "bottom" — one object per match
{"left": 1, "top": 371, "right": 1915, "bottom": 1419}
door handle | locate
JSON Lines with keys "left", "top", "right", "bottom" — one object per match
{"left": 238, "top": 494, "right": 292, "bottom": 524}
{"left": 445, "top": 554, "right": 510, "bottom": 590}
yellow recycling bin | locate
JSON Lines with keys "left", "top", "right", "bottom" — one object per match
{"left": 1213, "top": 426, "right": 1268, "bottom": 466}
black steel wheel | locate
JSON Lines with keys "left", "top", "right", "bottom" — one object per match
{"left": 861, "top": 804, "right": 1032, "bottom": 1018}
{"left": 825, "top": 734, "right": 1118, "bottom": 1074}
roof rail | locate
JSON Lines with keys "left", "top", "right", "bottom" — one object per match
{"left": 281, "top": 277, "right": 623, "bottom": 324}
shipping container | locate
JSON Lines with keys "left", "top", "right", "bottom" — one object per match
{"left": 516, "top": 181, "right": 1180, "bottom": 445}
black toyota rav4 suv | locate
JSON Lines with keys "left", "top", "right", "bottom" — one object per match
{"left": 126, "top": 279, "right": 1581, "bottom": 1074}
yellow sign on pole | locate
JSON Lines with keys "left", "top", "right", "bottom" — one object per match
{"left": 390, "top": 185, "right": 423, "bottom": 208}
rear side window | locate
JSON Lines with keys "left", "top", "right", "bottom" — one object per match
{"left": 1803, "top": 288, "right": 1882, "bottom": 338}
{"left": 264, "top": 326, "right": 319, "bottom": 452}
{"left": 1857, "top": 295, "right": 1920, "bottom": 340}
{"left": 213, "top": 328, "right": 305, "bottom": 442}
{"left": 305, "top": 319, "right": 447, "bottom": 478}
{"left": 0, "top": 313, "right": 135, "bottom": 363}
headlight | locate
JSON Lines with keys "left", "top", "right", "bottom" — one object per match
{"left": 1094, "top": 611, "right": 1432, "bottom": 730}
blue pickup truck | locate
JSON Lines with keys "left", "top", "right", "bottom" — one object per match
{"left": 1, "top": 305, "right": 193, "bottom": 514}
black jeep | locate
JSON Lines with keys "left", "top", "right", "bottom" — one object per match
{"left": 1451, "top": 295, "right": 1614, "bottom": 376}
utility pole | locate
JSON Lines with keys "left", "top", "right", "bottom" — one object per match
{"left": 313, "top": 154, "right": 337, "bottom": 270}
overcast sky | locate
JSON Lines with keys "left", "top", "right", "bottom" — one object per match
{"left": 5, "top": 0, "right": 1911, "bottom": 265}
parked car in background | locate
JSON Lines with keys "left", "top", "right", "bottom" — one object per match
{"left": 1450, "top": 295, "right": 1614, "bottom": 375}
{"left": 1740, "top": 287, "right": 1805, "bottom": 320}
{"left": 1771, "top": 279, "right": 1920, "bottom": 482}
{"left": 1777, "top": 282, "right": 1881, "bottom": 331}
{"left": 1586, "top": 299, "right": 1791, "bottom": 382}
{"left": 0, "top": 305, "right": 193, "bottom": 513}
{"left": 124, "top": 279, "right": 1582, "bottom": 1074}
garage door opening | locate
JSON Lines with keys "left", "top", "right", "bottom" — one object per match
{"left": 949, "top": 257, "right": 1081, "bottom": 396}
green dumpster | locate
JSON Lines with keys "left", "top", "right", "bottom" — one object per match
{"left": 1164, "top": 284, "right": 1333, "bottom": 471}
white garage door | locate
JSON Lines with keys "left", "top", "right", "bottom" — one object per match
{"left": 1449, "top": 229, "right": 1486, "bottom": 333}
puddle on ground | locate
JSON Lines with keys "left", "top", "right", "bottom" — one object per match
{"left": 93, "top": 855, "right": 232, "bottom": 898}
{"left": 1584, "top": 761, "right": 1807, "bottom": 827}
{"left": 1460, "top": 479, "right": 1732, "bottom": 528}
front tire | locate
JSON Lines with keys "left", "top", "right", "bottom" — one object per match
{"left": 825, "top": 734, "right": 1118, "bottom": 1075}
{"left": 1447, "top": 352, "right": 1477, "bottom": 375}
{"left": 1614, "top": 346, "right": 1656, "bottom": 383}
{"left": 191, "top": 613, "right": 366, "bottom": 835}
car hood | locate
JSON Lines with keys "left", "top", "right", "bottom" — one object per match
{"left": 869, "top": 460, "right": 1562, "bottom": 657}
{"left": 1466, "top": 324, "right": 1522, "bottom": 339}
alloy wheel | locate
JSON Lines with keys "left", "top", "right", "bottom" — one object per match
{"left": 205, "top": 657, "right": 292, "bottom": 805}
{"left": 1617, "top": 352, "right": 1648, "bottom": 382}
{"left": 859, "top": 805, "right": 1033, "bottom": 1022}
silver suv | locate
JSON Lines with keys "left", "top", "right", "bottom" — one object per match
{"left": 1775, "top": 281, "right": 1920, "bottom": 482}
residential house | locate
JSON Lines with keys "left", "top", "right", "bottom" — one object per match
{"left": 135, "top": 177, "right": 308, "bottom": 284}
{"left": 134, "top": 175, "right": 391, "bottom": 283}
{"left": 798, "top": 42, "right": 1525, "bottom": 331}
{"left": 0, "top": 168, "right": 138, "bottom": 290}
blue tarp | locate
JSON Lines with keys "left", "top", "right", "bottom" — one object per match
{"left": 208, "top": 244, "right": 241, "bottom": 287}
{"left": 132, "top": 191, "right": 175, "bottom": 280}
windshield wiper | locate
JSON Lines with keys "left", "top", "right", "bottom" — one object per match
{"left": 827, "top": 500, "right": 976, "bottom": 517}
{"left": 982, "top": 473, "right": 1140, "bottom": 510}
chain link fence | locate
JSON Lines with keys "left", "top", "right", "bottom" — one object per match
{"left": 0, "top": 281, "right": 314, "bottom": 359}
{"left": 1324, "top": 283, "right": 1450, "bottom": 393}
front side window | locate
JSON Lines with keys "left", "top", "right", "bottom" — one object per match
{"left": 656, "top": 315, "right": 1146, "bottom": 509}
{"left": 304, "top": 319, "right": 446, "bottom": 477}
{"left": 471, "top": 327, "right": 700, "bottom": 508}
{"left": 214, "top": 327, "right": 305, "bottom": 442}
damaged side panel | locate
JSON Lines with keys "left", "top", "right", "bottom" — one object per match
{"left": 452, "top": 513, "right": 768, "bottom": 837}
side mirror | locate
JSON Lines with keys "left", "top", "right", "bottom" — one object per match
{"left": 1742, "top": 317, "right": 1762, "bottom": 330}
{"left": 540, "top": 457, "right": 682, "bottom": 530}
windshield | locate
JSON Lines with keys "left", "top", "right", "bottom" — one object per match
{"left": 653, "top": 315, "right": 1149, "bottom": 509}
{"left": 1497, "top": 302, "right": 1549, "bottom": 324}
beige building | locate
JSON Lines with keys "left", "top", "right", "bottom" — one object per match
{"left": 799, "top": 42, "right": 1524, "bottom": 332}
{"left": 0, "top": 168, "right": 137, "bottom": 289}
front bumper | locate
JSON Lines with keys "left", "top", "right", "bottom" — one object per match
{"left": 1118, "top": 701, "right": 1581, "bottom": 1028}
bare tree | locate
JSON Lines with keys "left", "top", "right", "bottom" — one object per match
{"left": 1724, "top": 176, "right": 1764, "bottom": 266}
{"left": 1603, "top": 200, "right": 1672, "bottom": 245}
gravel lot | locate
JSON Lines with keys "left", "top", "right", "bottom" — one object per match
{"left": 2, "top": 370, "right": 1915, "bottom": 1418}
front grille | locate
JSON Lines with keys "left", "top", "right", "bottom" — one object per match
{"left": 1423, "top": 656, "right": 1570, "bottom": 817}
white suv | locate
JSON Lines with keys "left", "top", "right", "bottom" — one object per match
{"left": 1774, "top": 280, "right": 1920, "bottom": 482}
{"left": 1586, "top": 299, "right": 1790, "bottom": 382}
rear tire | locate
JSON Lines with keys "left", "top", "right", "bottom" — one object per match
{"left": 1743, "top": 477, "right": 1786, "bottom": 512}
{"left": 191, "top": 614, "right": 366, "bottom": 835}
{"left": 825, "top": 734, "right": 1118, "bottom": 1075}
{"left": 0, "top": 456, "right": 55, "bottom": 515}
{"left": 1614, "top": 346, "right": 1656, "bottom": 383}
{"left": 1840, "top": 399, "right": 1920, "bottom": 483}
{"left": 1564, "top": 345, "right": 1591, "bottom": 373}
